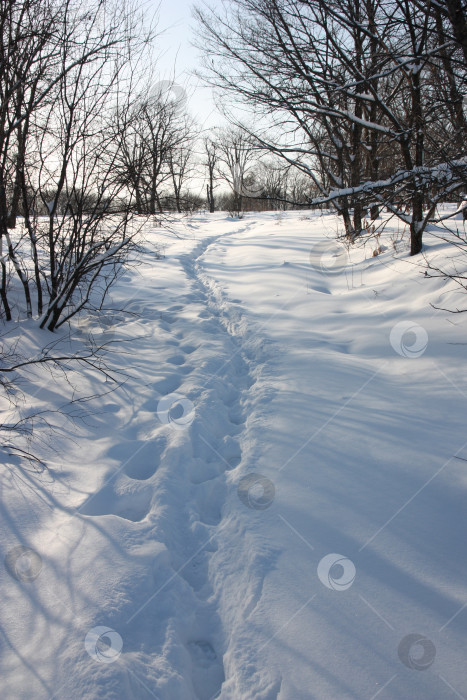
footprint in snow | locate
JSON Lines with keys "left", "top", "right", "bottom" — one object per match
{"left": 222, "top": 436, "right": 242, "bottom": 469}
{"left": 79, "top": 482, "right": 152, "bottom": 522}
{"left": 308, "top": 284, "right": 331, "bottom": 294}
{"left": 195, "top": 479, "right": 226, "bottom": 526}
{"left": 166, "top": 354, "right": 186, "bottom": 366}
{"left": 228, "top": 404, "right": 245, "bottom": 426}
{"left": 178, "top": 364, "right": 194, "bottom": 375}
{"left": 187, "top": 640, "right": 225, "bottom": 700}
{"left": 180, "top": 551, "right": 210, "bottom": 593}
{"left": 189, "top": 459, "right": 222, "bottom": 485}
{"left": 108, "top": 437, "right": 166, "bottom": 481}
{"left": 152, "top": 376, "right": 182, "bottom": 395}
{"left": 159, "top": 321, "right": 173, "bottom": 332}
{"left": 180, "top": 344, "right": 198, "bottom": 355}
{"left": 160, "top": 312, "right": 177, "bottom": 324}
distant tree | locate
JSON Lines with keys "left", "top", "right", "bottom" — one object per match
{"left": 195, "top": 0, "right": 467, "bottom": 254}
{"left": 168, "top": 124, "right": 197, "bottom": 213}
{"left": 203, "top": 137, "right": 218, "bottom": 213}
{"left": 215, "top": 127, "right": 259, "bottom": 214}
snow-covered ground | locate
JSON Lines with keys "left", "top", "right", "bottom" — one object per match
{"left": 1, "top": 209, "right": 467, "bottom": 699}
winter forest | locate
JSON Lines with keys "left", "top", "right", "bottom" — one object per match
{"left": 1, "top": 1, "right": 467, "bottom": 699}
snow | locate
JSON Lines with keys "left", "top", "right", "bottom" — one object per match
{"left": 1, "top": 209, "right": 467, "bottom": 699}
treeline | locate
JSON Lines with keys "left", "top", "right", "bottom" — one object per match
{"left": 3, "top": 0, "right": 467, "bottom": 331}
{"left": 195, "top": 0, "right": 467, "bottom": 254}
{"left": 0, "top": 0, "right": 203, "bottom": 330}
{"left": 0, "top": 0, "right": 300, "bottom": 330}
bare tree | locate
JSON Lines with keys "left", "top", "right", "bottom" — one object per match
{"left": 203, "top": 137, "right": 218, "bottom": 213}
{"left": 167, "top": 119, "right": 197, "bottom": 213}
{"left": 112, "top": 83, "right": 192, "bottom": 215}
{"left": 0, "top": 0, "right": 154, "bottom": 329}
{"left": 0, "top": 0, "right": 164, "bottom": 461}
{"left": 195, "top": 0, "right": 467, "bottom": 254}
{"left": 215, "top": 127, "right": 259, "bottom": 214}
{"left": 195, "top": 0, "right": 379, "bottom": 235}
{"left": 0, "top": 0, "right": 62, "bottom": 320}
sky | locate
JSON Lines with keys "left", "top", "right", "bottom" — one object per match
{"left": 152, "top": 0, "right": 224, "bottom": 134}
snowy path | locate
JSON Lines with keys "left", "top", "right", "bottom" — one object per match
{"left": 1, "top": 211, "right": 467, "bottom": 699}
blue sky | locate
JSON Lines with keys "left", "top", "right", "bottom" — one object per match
{"left": 153, "top": 0, "right": 224, "bottom": 132}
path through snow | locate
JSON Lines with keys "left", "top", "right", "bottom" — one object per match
{"left": 1, "top": 211, "right": 467, "bottom": 700}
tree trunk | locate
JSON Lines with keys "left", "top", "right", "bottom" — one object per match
{"left": 0, "top": 186, "right": 12, "bottom": 320}
{"left": 207, "top": 179, "right": 214, "bottom": 213}
{"left": 410, "top": 69, "right": 425, "bottom": 256}
{"left": 353, "top": 202, "right": 362, "bottom": 237}
{"left": 0, "top": 253, "right": 11, "bottom": 321}
{"left": 410, "top": 215, "right": 423, "bottom": 256}
{"left": 350, "top": 5, "right": 364, "bottom": 237}
{"left": 340, "top": 202, "right": 353, "bottom": 237}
